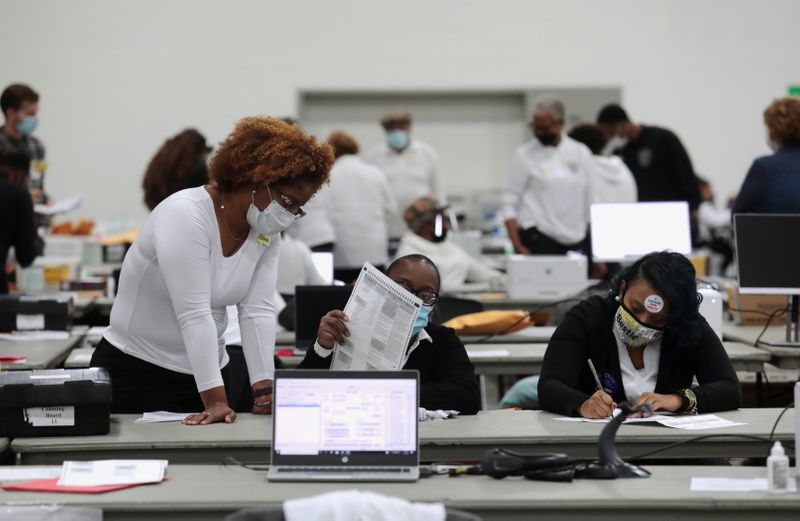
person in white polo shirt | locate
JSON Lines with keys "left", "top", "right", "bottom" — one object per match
{"left": 326, "top": 131, "right": 396, "bottom": 283}
{"left": 363, "top": 109, "right": 443, "bottom": 240}
{"left": 502, "top": 97, "right": 593, "bottom": 255}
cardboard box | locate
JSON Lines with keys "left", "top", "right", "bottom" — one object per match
{"left": 726, "top": 283, "right": 788, "bottom": 325}
{"left": 0, "top": 368, "right": 111, "bottom": 437}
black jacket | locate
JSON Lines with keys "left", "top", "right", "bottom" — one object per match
{"left": 538, "top": 296, "right": 741, "bottom": 416}
{"left": 0, "top": 178, "right": 37, "bottom": 294}
{"left": 298, "top": 323, "right": 481, "bottom": 414}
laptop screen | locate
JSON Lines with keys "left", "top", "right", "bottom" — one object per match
{"left": 293, "top": 286, "right": 353, "bottom": 350}
{"left": 271, "top": 370, "right": 419, "bottom": 467}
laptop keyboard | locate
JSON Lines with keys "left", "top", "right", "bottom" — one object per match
{"left": 276, "top": 467, "right": 411, "bottom": 473}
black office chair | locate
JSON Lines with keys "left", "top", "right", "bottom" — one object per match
{"left": 432, "top": 296, "right": 484, "bottom": 324}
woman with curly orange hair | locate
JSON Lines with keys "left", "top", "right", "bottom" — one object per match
{"left": 92, "top": 117, "right": 334, "bottom": 425}
{"left": 733, "top": 97, "right": 800, "bottom": 214}
{"left": 141, "top": 128, "right": 211, "bottom": 211}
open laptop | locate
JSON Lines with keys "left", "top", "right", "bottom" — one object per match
{"left": 268, "top": 369, "right": 420, "bottom": 482}
{"left": 293, "top": 285, "right": 353, "bottom": 350}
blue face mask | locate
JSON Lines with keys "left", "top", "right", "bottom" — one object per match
{"left": 411, "top": 305, "right": 431, "bottom": 337}
{"left": 16, "top": 116, "right": 38, "bottom": 136}
{"left": 387, "top": 130, "right": 409, "bottom": 151}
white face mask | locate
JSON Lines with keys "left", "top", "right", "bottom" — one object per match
{"left": 246, "top": 186, "right": 298, "bottom": 237}
{"left": 603, "top": 135, "right": 629, "bottom": 156}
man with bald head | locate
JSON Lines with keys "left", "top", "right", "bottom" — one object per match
{"left": 363, "top": 109, "right": 443, "bottom": 240}
{"left": 501, "top": 97, "right": 593, "bottom": 255}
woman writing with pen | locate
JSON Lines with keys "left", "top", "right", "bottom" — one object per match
{"left": 538, "top": 251, "right": 741, "bottom": 418}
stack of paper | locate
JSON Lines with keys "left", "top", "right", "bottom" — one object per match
{"left": 1, "top": 460, "right": 168, "bottom": 494}
{"left": 553, "top": 413, "right": 747, "bottom": 430}
{"left": 133, "top": 411, "right": 192, "bottom": 423}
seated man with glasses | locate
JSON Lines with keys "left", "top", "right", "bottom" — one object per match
{"left": 297, "top": 254, "right": 481, "bottom": 414}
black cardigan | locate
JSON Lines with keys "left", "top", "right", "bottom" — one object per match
{"left": 298, "top": 323, "right": 481, "bottom": 414}
{"left": 538, "top": 296, "right": 741, "bottom": 416}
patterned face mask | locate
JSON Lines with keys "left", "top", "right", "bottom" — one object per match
{"left": 613, "top": 303, "right": 664, "bottom": 348}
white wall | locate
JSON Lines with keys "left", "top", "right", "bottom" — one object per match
{"left": 1, "top": 0, "right": 798, "bottom": 222}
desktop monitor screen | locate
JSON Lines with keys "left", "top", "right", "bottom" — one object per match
{"left": 310, "top": 252, "right": 334, "bottom": 284}
{"left": 590, "top": 202, "right": 692, "bottom": 262}
{"left": 293, "top": 285, "right": 353, "bottom": 350}
{"left": 734, "top": 214, "right": 800, "bottom": 295}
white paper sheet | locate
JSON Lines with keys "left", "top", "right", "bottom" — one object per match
{"left": 0, "top": 466, "right": 62, "bottom": 481}
{"left": 331, "top": 262, "right": 422, "bottom": 371}
{"left": 690, "top": 477, "right": 797, "bottom": 492}
{"left": 34, "top": 193, "right": 84, "bottom": 216}
{"left": 24, "top": 406, "right": 75, "bottom": 427}
{"left": 0, "top": 330, "right": 71, "bottom": 341}
{"left": 553, "top": 413, "right": 747, "bottom": 429}
{"left": 58, "top": 459, "right": 168, "bottom": 487}
{"left": 133, "top": 411, "right": 193, "bottom": 423}
{"left": 466, "top": 349, "right": 512, "bottom": 358}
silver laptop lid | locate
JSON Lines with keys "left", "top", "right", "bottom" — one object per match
{"left": 271, "top": 370, "right": 419, "bottom": 468}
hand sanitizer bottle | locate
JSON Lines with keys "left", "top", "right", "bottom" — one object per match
{"left": 767, "top": 441, "right": 790, "bottom": 493}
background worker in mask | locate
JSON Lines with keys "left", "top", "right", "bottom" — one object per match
{"left": 363, "top": 109, "right": 443, "bottom": 241}
{"left": 538, "top": 251, "right": 740, "bottom": 419}
{"left": 325, "top": 130, "right": 396, "bottom": 283}
{"left": 501, "top": 97, "right": 593, "bottom": 255}
{"left": 0, "top": 83, "right": 47, "bottom": 203}
{"left": 91, "top": 117, "right": 334, "bottom": 424}
{"left": 298, "top": 254, "right": 481, "bottom": 415}
{"left": 395, "top": 195, "right": 503, "bottom": 292}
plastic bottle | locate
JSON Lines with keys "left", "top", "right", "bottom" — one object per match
{"left": 767, "top": 441, "right": 790, "bottom": 493}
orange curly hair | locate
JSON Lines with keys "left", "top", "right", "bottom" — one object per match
{"left": 209, "top": 117, "right": 334, "bottom": 191}
{"left": 764, "top": 97, "right": 800, "bottom": 148}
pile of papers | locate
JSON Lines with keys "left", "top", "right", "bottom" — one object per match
{"left": 1, "top": 460, "right": 168, "bottom": 494}
{"left": 554, "top": 413, "right": 747, "bottom": 430}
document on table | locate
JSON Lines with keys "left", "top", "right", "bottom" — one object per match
{"left": 34, "top": 193, "right": 84, "bottom": 215}
{"left": 58, "top": 459, "right": 168, "bottom": 487}
{"left": 133, "top": 411, "right": 192, "bottom": 423}
{"left": 554, "top": 413, "right": 747, "bottom": 429}
{"left": 331, "top": 262, "right": 422, "bottom": 371}
{"left": 0, "top": 466, "right": 62, "bottom": 481}
{"left": 466, "top": 349, "right": 512, "bottom": 358}
{"left": 0, "top": 330, "right": 71, "bottom": 341}
{"left": 691, "top": 477, "right": 797, "bottom": 492}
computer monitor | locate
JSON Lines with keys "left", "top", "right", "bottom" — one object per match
{"left": 590, "top": 202, "right": 692, "bottom": 262}
{"left": 310, "top": 252, "right": 334, "bottom": 284}
{"left": 734, "top": 214, "right": 800, "bottom": 295}
{"left": 734, "top": 213, "right": 800, "bottom": 347}
{"left": 293, "top": 285, "right": 353, "bottom": 350}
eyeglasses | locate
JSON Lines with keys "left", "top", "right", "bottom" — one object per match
{"left": 273, "top": 187, "right": 306, "bottom": 219}
{"left": 395, "top": 281, "right": 439, "bottom": 307}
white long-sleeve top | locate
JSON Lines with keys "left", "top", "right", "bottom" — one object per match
{"left": 327, "top": 155, "right": 397, "bottom": 268}
{"left": 395, "top": 232, "right": 503, "bottom": 292}
{"left": 501, "top": 136, "right": 593, "bottom": 245}
{"left": 286, "top": 185, "right": 336, "bottom": 248}
{"left": 588, "top": 155, "right": 638, "bottom": 204}
{"left": 362, "top": 139, "right": 442, "bottom": 238}
{"left": 277, "top": 234, "right": 327, "bottom": 295}
{"left": 105, "top": 187, "right": 279, "bottom": 392}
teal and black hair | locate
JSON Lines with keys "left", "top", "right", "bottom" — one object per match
{"left": 608, "top": 251, "right": 701, "bottom": 349}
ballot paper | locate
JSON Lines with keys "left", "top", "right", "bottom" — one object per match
{"left": 133, "top": 411, "right": 192, "bottom": 423}
{"left": 554, "top": 413, "right": 747, "bottom": 429}
{"left": 690, "top": 477, "right": 797, "bottom": 492}
{"left": 331, "top": 262, "right": 422, "bottom": 371}
{"left": 58, "top": 460, "right": 168, "bottom": 487}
